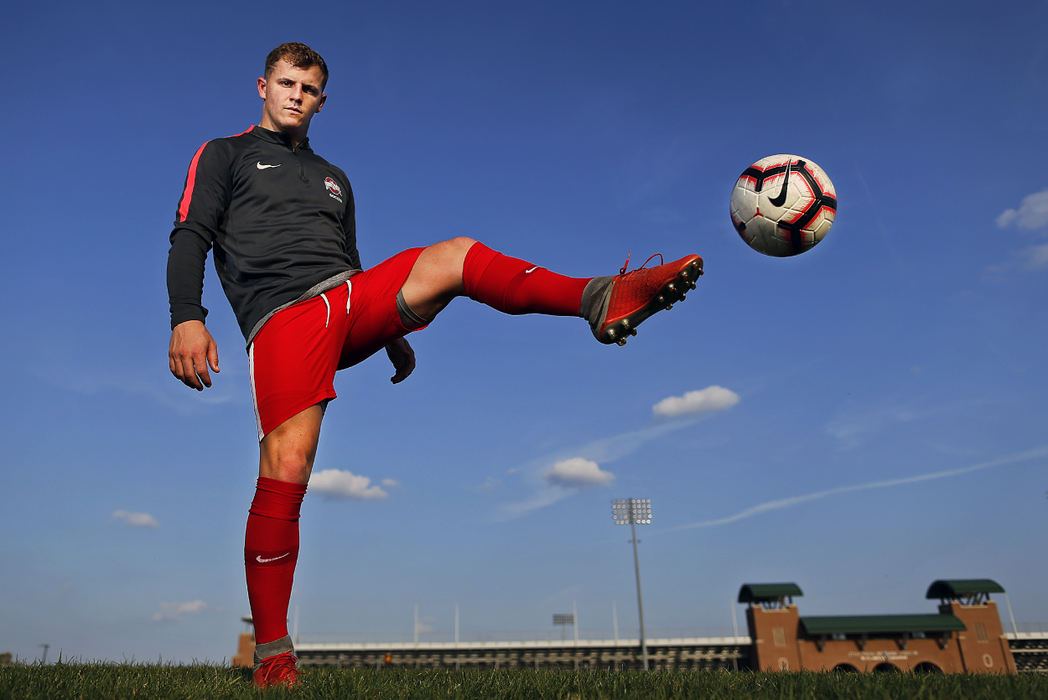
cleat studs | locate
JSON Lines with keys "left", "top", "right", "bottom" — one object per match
{"left": 657, "top": 295, "right": 665, "bottom": 304}
{"left": 617, "top": 338, "right": 627, "bottom": 346}
{"left": 630, "top": 329, "right": 638, "bottom": 337}
{"left": 679, "top": 293, "right": 686, "bottom": 301}
{"left": 667, "top": 282, "right": 676, "bottom": 292}
{"left": 622, "top": 319, "right": 630, "bottom": 329}
{"left": 607, "top": 328, "right": 616, "bottom": 340}
{"left": 665, "top": 303, "right": 673, "bottom": 310}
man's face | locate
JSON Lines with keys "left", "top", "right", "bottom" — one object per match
{"left": 257, "top": 60, "right": 327, "bottom": 138}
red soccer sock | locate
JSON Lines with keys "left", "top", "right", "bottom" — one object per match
{"left": 244, "top": 477, "right": 307, "bottom": 647}
{"left": 461, "top": 242, "right": 591, "bottom": 317}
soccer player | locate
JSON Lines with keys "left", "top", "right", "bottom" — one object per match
{"left": 167, "top": 42, "right": 701, "bottom": 688}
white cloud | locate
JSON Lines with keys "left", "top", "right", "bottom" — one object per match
{"left": 542, "top": 458, "right": 615, "bottom": 488}
{"left": 497, "top": 486, "right": 574, "bottom": 520}
{"left": 652, "top": 386, "right": 740, "bottom": 418}
{"left": 497, "top": 408, "right": 729, "bottom": 520}
{"left": 112, "top": 510, "right": 159, "bottom": 528}
{"left": 565, "top": 415, "right": 713, "bottom": 464}
{"left": 825, "top": 405, "right": 917, "bottom": 448}
{"left": 666, "top": 445, "right": 1048, "bottom": 532}
{"left": 997, "top": 188, "right": 1048, "bottom": 230}
{"left": 1025, "top": 243, "right": 1048, "bottom": 268}
{"left": 476, "top": 476, "right": 499, "bottom": 491}
{"left": 825, "top": 398, "right": 993, "bottom": 449}
{"left": 310, "top": 469, "right": 390, "bottom": 500}
{"left": 153, "top": 600, "right": 206, "bottom": 622}
{"left": 381, "top": 478, "right": 399, "bottom": 488}
{"left": 983, "top": 242, "right": 1048, "bottom": 276}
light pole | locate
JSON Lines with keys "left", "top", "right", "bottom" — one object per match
{"left": 611, "top": 498, "right": 651, "bottom": 670}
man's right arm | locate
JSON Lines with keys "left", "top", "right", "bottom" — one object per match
{"left": 169, "top": 320, "right": 219, "bottom": 390}
{"left": 167, "top": 140, "right": 231, "bottom": 390}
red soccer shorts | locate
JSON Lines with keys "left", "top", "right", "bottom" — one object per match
{"left": 249, "top": 248, "right": 426, "bottom": 440}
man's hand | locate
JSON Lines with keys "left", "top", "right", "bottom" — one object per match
{"left": 169, "top": 320, "right": 220, "bottom": 391}
{"left": 385, "top": 336, "right": 416, "bottom": 384}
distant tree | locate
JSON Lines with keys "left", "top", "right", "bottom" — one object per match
{"left": 0, "top": 652, "right": 12, "bottom": 666}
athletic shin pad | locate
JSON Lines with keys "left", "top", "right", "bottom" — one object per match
{"left": 244, "top": 477, "right": 306, "bottom": 649}
{"left": 461, "top": 242, "right": 589, "bottom": 316}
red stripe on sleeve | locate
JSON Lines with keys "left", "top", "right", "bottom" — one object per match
{"left": 176, "top": 141, "right": 209, "bottom": 223}
{"left": 175, "top": 126, "right": 255, "bottom": 223}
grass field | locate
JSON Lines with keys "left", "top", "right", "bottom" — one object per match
{"left": 2, "top": 665, "right": 1047, "bottom": 699}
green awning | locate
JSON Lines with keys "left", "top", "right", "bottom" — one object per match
{"left": 800, "top": 614, "right": 965, "bottom": 636}
{"left": 925, "top": 579, "right": 1005, "bottom": 599}
{"left": 738, "top": 583, "right": 803, "bottom": 604}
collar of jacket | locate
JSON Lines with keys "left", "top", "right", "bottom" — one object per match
{"left": 250, "top": 125, "right": 312, "bottom": 152}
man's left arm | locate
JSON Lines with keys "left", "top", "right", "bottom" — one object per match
{"left": 385, "top": 337, "right": 415, "bottom": 384}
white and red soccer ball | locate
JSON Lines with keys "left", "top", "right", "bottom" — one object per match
{"left": 730, "top": 154, "right": 837, "bottom": 257}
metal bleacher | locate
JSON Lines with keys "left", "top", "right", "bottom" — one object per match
{"left": 293, "top": 631, "right": 1048, "bottom": 672}
{"left": 296, "top": 636, "right": 752, "bottom": 671}
{"left": 1008, "top": 633, "right": 1048, "bottom": 674}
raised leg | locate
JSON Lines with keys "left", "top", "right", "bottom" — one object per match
{"left": 398, "top": 237, "right": 591, "bottom": 323}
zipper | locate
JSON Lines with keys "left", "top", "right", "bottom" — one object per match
{"left": 290, "top": 147, "right": 309, "bottom": 184}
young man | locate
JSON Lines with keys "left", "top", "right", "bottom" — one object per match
{"left": 167, "top": 42, "right": 701, "bottom": 688}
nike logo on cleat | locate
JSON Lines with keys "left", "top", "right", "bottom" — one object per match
{"left": 256, "top": 162, "right": 282, "bottom": 170}
{"left": 525, "top": 266, "right": 539, "bottom": 274}
{"left": 256, "top": 553, "right": 290, "bottom": 563}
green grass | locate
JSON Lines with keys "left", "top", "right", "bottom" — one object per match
{"left": 1, "top": 665, "right": 1046, "bottom": 699}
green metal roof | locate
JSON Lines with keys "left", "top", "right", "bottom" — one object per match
{"left": 926, "top": 579, "right": 1005, "bottom": 599}
{"left": 800, "top": 614, "right": 966, "bottom": 636}
{"left": 737, "top": 583, "right": 803, "bottom": 603}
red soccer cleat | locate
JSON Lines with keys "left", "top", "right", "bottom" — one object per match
{"left": 581, "top": 253, "right": 703, "bottom": 345}
{"left": 252, "top": 651, "right": 300, "bottom": 689}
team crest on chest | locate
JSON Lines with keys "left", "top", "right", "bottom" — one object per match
{"left": 324, "top": 177, "right": 344, "bottom": 203}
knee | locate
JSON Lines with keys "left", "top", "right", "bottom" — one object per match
{"left": 438, "top": 236, "right": 477, "bottom": 261}
{"left": 259, "top": 441, "right": 313, "bottom": 484}
{"left": 418, "top": 236, "right": 478, "bottom": 287}
{"left": 403, "top": 237, "right": 481, "bottom": 309}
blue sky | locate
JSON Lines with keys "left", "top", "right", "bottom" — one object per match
{"left": 2, "top": 0, "right": 1046, "bottom": 662}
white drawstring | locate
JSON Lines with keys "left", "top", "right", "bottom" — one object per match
{"left": 320, "top": 293, "right": 331, "bottom": 328}
{"left": 318, "top": 281, "right": 351, "bottom": 329}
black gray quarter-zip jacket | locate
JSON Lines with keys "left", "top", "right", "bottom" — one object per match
{"left": 167, "top": 125, "right": 361, "bottom": 344}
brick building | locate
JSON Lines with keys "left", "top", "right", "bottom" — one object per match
{"left": 741, "top": 579, "right": 1016, "bottom": 673}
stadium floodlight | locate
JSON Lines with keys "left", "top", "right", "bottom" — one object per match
{"left": 611, "top": 498, "right": 651, "bottom": 670}
{"left": 553, "top": 613, "right": 574, "bottom": 641}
